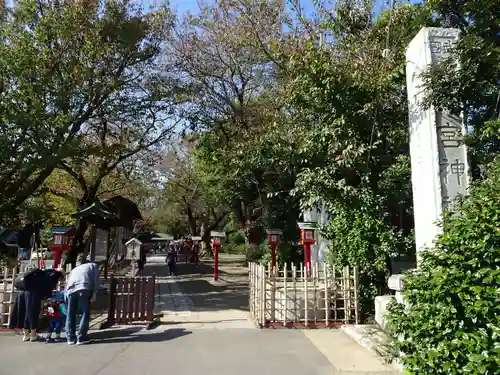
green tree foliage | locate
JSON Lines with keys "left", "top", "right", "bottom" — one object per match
{"left": 165, "top": 0, "right": 300, "bottom": 247}
{"left": 0, "top": 0, "right": 173, "bottom": 220}
{"left": 153, "top": 140, "right": 228, "bottom": 241}
{"left": 421, "top": 0, "right": 500, "bottom": 172}
{"left": 273, "top": 2, "right": 434, "bottom": 316}
{"left": 387, "top": 156, "right": 500, "bottom": 375}
{"left": 385, "top": 2, "right": 500, "bottom": 371}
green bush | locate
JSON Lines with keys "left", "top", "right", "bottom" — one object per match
{"left": 221, "top": 230, "right": 246, "bottom": 253}
{"left": 245, "top": 243, "right": 266, "bottom": 263}
{"left": 387, "top": 157, "right": 500, "bottom": 374}
{"left": 40, "top": 228, "right": 53, "bottom": 246}
{"left": 244, "top": 238, "right": 302, "bottom": 266}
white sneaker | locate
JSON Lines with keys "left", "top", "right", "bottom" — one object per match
{"left": 22, "top": 335, "right": 30, "bottom": 342}
{"left": 76, "top": 338, "right": 92, "bottom": 345}
{"left": 30, "top": 335, "right": 41, "bottom": 342}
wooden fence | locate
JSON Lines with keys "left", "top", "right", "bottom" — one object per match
{"left": 106, "top": 275, "right": 156, "bottom": 325}
{"left": 249, "top": 262, "right": 359, "bottom": 328}
{"left": 0, "top": 264, "right": 72, "bottom": 328}
{"left": 1, "top": 264, "right": 156, "bottom": 328}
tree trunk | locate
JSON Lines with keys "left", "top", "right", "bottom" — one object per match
{"left": 63, "top": 218, "right": 89, "bottom": 268}
{"left": 62, "top": 189, "right": 97, "bottom": 268}
{"left": 199, "top": 222, "right": 212, "bottom": 258}
{"left": 243, "top": 221, "right": 263, "bottom": 245}
{"left": 186, "top": 205, "right": 198, "bottom": 235}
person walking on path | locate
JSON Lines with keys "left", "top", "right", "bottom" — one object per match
{"left": 166, "top": 246, "right": 177, "bottom": 276}
{"left": 9, "top": 268, "right": 63, "bottom": 342}
{"left": 64, "top": 255, "right": 100, "bottom": 345}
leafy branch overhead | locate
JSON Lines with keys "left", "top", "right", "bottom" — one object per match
{"left": 0, "top": 0, "right": 175, "bottom": 219}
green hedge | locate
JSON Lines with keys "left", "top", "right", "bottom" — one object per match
{"left": 387, "top": 157, "right": 500, "bottom": 374}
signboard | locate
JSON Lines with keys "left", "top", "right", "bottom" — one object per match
{"left": 125, "top": 238, "right": 142, "bottom": 260}
{"left": 127, "top": 247, "right": 138, "bottom": 260}
{"left": 95, "top": 228, "right": 108, "bottom": 260}
{"left": 191, "top": 236, "right": 202, "bottom": 241}
{"left": 210, "top": 231, "right": 225, "bottom": 238}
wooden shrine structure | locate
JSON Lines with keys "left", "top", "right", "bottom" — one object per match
{"left": 73, "top": 196, "right": 142, "bottom": 279}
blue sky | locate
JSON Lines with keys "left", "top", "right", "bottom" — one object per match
{"left": 166, "top": 0, "right": 422, "bottom": 17}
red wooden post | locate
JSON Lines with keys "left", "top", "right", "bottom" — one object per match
{"left": 271, "top": 244, "right": 277, "bottom": 270}
{"left": 53, "top": 249, "right": 62, "bottom": 269}
{"left": 304, "top": 243, "right": 311, "bottom": 277}
{"left": 210, "top": 231, "right": 225, "bottom": 282}
{"left": 297, "top": 222, "right": 317, "bottom": 278}
{"left": 213, "top": 245, "right": 219, "bottom": 281}
{"left": 266, "top": 230, "right": 282, "bottom": 271}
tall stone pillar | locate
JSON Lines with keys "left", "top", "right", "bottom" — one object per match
{"left": 406, "top": 27, "right": 470, "bottom": 262}
{"left": 302, "top": 202, "right": 331, "bottom": 266}
{"left": 375, "top": 27, "right": 471, "bottom": 329}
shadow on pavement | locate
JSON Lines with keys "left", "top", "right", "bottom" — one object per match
{"left": 140, "top": 261, "right": 227, "bottom": 278}
{"left": 176, "top": 257, "right": 249, "bottom": 312}
{"left": 90, "top": 327, "right": 192, "bottom": 344}
{"left": 145, "top": 253, "right": 250, "bottom": 313}
{"left": 175, "top": 278, "right": 249, "bottom": 312}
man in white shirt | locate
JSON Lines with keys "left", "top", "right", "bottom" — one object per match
{"left": 64, "top": 255, "right": 100, "bottom": 345}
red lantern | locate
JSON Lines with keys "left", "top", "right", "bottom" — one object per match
{"left": 297, "top": 222, "right": 318, "bottom": 277}
{"left": 300, "top": 228, "right": 316, "bottom": 244}
{"left": 266, "top": 229, "right": 283, "bottom": 270}
{"left": 210, "top": 231, "right": 226, "bottom": 281}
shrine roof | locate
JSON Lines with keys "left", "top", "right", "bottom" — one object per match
{"left": 0, "top": 228, "right": 19, "bottom": 244}
{"left": 52, "top": 226, "right": 74, "bottom": 234}
{"left": 72, "top": 196, "right": 142, "bottom": 229}
{"left": 103, "top": 196, "right": 142, "bottom": 221}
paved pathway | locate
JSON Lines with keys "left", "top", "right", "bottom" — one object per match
{"left": 0, "top": 255, "right": 400, "bottom": 375}
{"left": 147, "top": 254, "right": 253, "bottom": 329}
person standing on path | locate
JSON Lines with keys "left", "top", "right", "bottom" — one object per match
{"left": 166, "top": 246, "right": 177, "bottom": 276}
{"left": 9, "top": 268, "right": 63, "bottom": 342}
{"left": 64, "top": 255, "right": 100, "bottom": 345}
{"left": 43, "top": 291, "right": 67, "bottom": 343}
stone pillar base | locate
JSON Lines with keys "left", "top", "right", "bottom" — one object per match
{"left": 374, "top": 295, "right": 393, "bottom": 330}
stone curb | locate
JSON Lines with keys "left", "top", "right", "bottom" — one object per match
{"left": 340, "top": 325, "right": 403, "bottom": 372}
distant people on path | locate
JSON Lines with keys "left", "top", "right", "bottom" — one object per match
{"left": 43, "top": 291, "right": 67, "bottom": 342}
{"left": 10, "top": 268, "right": 64, "bottom": 342}
{"left": 64, "top": 255, "right": 100, "bottom": 345}
{"left": 166, "top": 246, "right": 177, "bottom": 276}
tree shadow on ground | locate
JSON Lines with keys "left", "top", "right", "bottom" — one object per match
{"left": 141, "top": 262, "right": 228, "bottom": 278}
{"left": 149, "top": 253, "right": 249, "bottom": 313}
{"left": 175, "top": 255, "right": 249, "bottom": 312}
{"left": 90, "top": 326, "right": 192, "bottom": 344}
{"left": 175, "top": 278, "right": 249, "bottom": 312}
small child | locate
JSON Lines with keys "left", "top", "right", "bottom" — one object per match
{"left": 43, "top": 291, "right": 66, "bottom": 343}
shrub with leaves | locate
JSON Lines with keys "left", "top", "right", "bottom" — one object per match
{"left": 387, "top": 157, "right": 500, "bottom": 374}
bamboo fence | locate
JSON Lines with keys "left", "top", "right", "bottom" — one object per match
{"left": 249, "top": 262, "right": 359, "bottom": 328}
{"left": 0, "top": 264, "right": 72, "bottom": 327}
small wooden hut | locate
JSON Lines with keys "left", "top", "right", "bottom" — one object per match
{"left": 72, "top": 196, "right": 142, "bottom": 278}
